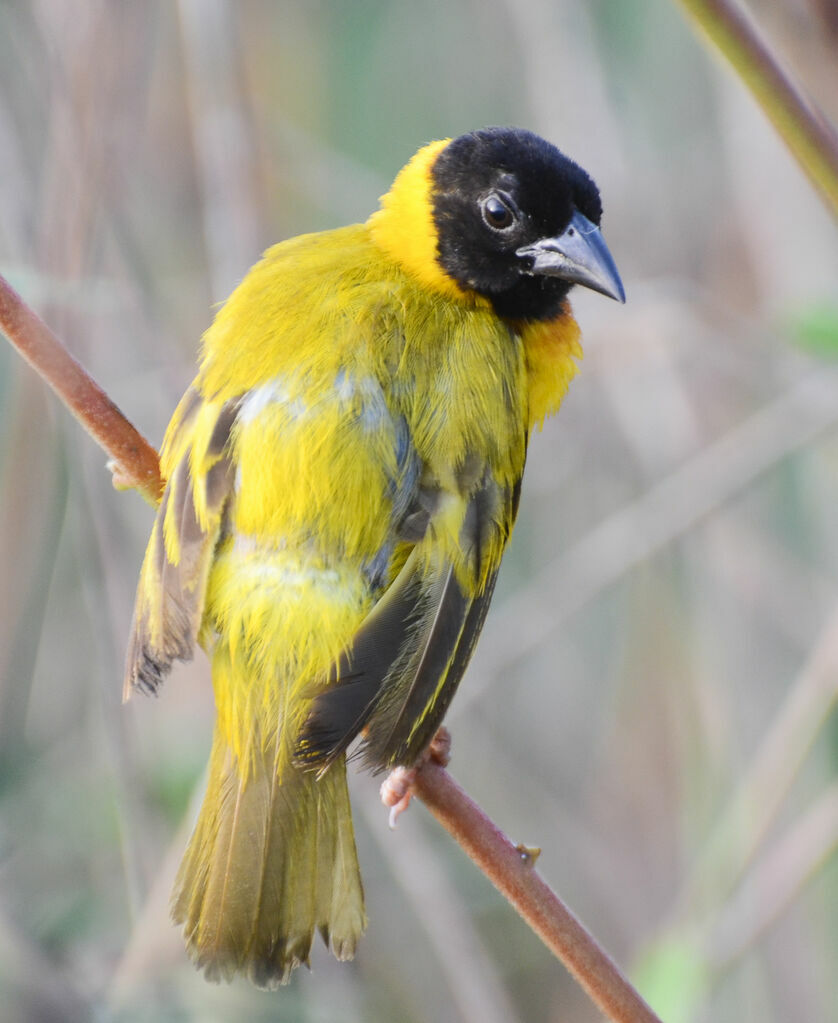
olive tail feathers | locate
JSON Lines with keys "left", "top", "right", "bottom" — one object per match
{"left": 171, "top": 730, "right": 366, "bottom": 987}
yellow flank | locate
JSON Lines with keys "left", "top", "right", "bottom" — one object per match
{"left": 207, "top": 543, "right": 370, "bottom": 771}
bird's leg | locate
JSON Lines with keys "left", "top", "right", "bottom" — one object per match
{"left": 380, "top": 727, "right": 452, "bottom": 828}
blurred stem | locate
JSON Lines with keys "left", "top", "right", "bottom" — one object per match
{"left": 0, "top": 272, "right": 163, "bottom": 504}
{"left": 675, "top": 602, "right": 838, "bottom": 919}
{"left": 177, "top": 0, "right": 265, "bottom": 302}
{"left": 706, "top": 780, "right": 838, "bottom": 966}
{"left": 359, "top": 788, "right": 522, "bottom": 1023}
{"left": 414, "top": 761, "right": 663, "bottom": 1023}
{"left": 107, "top": 781, "right": 202, "bottom": 1008}
{"left": 0, "top": 413, "right": 68, "bottom": 754}
{"left": 676, "top": 0, "right": 838, "bottom": 216}
{"left": 468, "top": 367, "right": 838, "bottom": 713}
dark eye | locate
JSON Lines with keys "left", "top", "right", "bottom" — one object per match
{"left": 481, "top": 193, "right": 516, "bottom": 231}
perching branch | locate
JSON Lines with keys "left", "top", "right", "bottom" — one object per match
{"left": 413, "top": 759, "right": 663, "bottom": 1023}
{"left": 0, "top": 273, "right": 163, "bottom": 504}
{"left": 675, "top": 0, "right": 838, "bottom": 217}
{"left": 1, "top": 271, "right": 659, "bottom": 1022}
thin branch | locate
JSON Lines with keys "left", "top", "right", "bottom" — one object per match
{"left": 674, "top": 601, "right": 838, "bottom": 920}
{"left": 706, "top": 781, "right": 838, "bottom": 966}
{"left": 0, "top": 272, "right": 163, "bottom": 504}
{"left": 675, "top": 0, "right": 838, "bottom": 216}
{"left": 413, "top": 760, "right": 663, "bottom": 1023}
{"left": 106, "top": 784, "right": 201, "bottom": 1009}
{"left": 177, "top": 0, "right": 265, "bottom": 303}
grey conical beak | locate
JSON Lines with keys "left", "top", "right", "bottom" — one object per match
{"left": 516, "top": 210, "right": 625, "bottom": 303}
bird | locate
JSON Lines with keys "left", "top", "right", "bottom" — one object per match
{"left": 124, "top": 126, "right": 624, "bottom": 988}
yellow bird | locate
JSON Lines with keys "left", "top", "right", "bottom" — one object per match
{"left": 125, "top": 127, "right": 623, "bottom": 987}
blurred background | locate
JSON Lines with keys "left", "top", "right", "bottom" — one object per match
{"left": 1, "top": 1, "right": 837, "bottom": 1020}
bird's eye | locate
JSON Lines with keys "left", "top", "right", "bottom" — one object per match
{"left": 481, "top": 193, "right": 516, "bottom": 231}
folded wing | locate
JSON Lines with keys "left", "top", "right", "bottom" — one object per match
{"left": 296, "top": 470, "right": 521, "bottom": 771}
{"left": 124, "top": 389, "right": 238, "bottom": 698}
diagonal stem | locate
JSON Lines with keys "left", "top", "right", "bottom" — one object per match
{"left": 676, "top": 0, "right": 838, "bottom": 215}
{"left": 0, "top": 272, "right": 163, "bottom": 504}
{"left": 413, "top": 760, "right": 663, "bottom": 1023}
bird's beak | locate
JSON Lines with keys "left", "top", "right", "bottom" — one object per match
{"left": 516, "top": 210, "right": 625, "bottom": 303}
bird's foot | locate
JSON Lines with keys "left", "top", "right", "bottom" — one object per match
{"left": 380, "top": 727, "right": 451, "bottom": 828}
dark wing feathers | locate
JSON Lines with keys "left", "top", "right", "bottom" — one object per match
{"left": 123, "top": 393, "right": 237, "bottom": 699}
{"left": 296, "top": 469, "right": 518, "bottom": 771}
{"left": 394, "top": 565, "right": 499, "bottom": 761}
{"left": 360, "top": 562, "right": 469, "bottom": 767}
{"left": 294, "top": 547, "right": 426, "bottom": 771}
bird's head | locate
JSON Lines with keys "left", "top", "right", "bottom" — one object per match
{"left": 369, "top": 127, "right": 624, "bottom": 322}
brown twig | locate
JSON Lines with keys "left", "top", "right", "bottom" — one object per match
{"left": 676, "top": 0, "right": 838, "bottom": 216}
{"left": 413, "top": 760, "right": 663, "bottom": 1023}
{"left": 0, "top": 272, "right": 163, "bottom": 504}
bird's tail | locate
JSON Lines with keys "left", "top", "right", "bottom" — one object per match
{"left": 171, "top": 726, "right": 366, "bottom": 987}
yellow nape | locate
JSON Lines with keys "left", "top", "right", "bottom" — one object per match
{"left": 368, "top": 138, "right": 476, "bottom": 303}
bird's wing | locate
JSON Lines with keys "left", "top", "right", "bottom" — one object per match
{"left": 123, "top": 388, "right": 238, "bottom": 698}
{"left": 295, "top": 469, "right": 521, "bottom": 771}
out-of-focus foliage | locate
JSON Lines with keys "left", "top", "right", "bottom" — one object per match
{"left": 1, "top": 2, "right": 837, "bottom": 1021}
{"left": 791, "top": 302, "right": 838, "bottom": 358}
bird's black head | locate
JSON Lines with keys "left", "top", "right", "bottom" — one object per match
{"left": 430, "top": 127, "right": 624, "bottom": 321}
